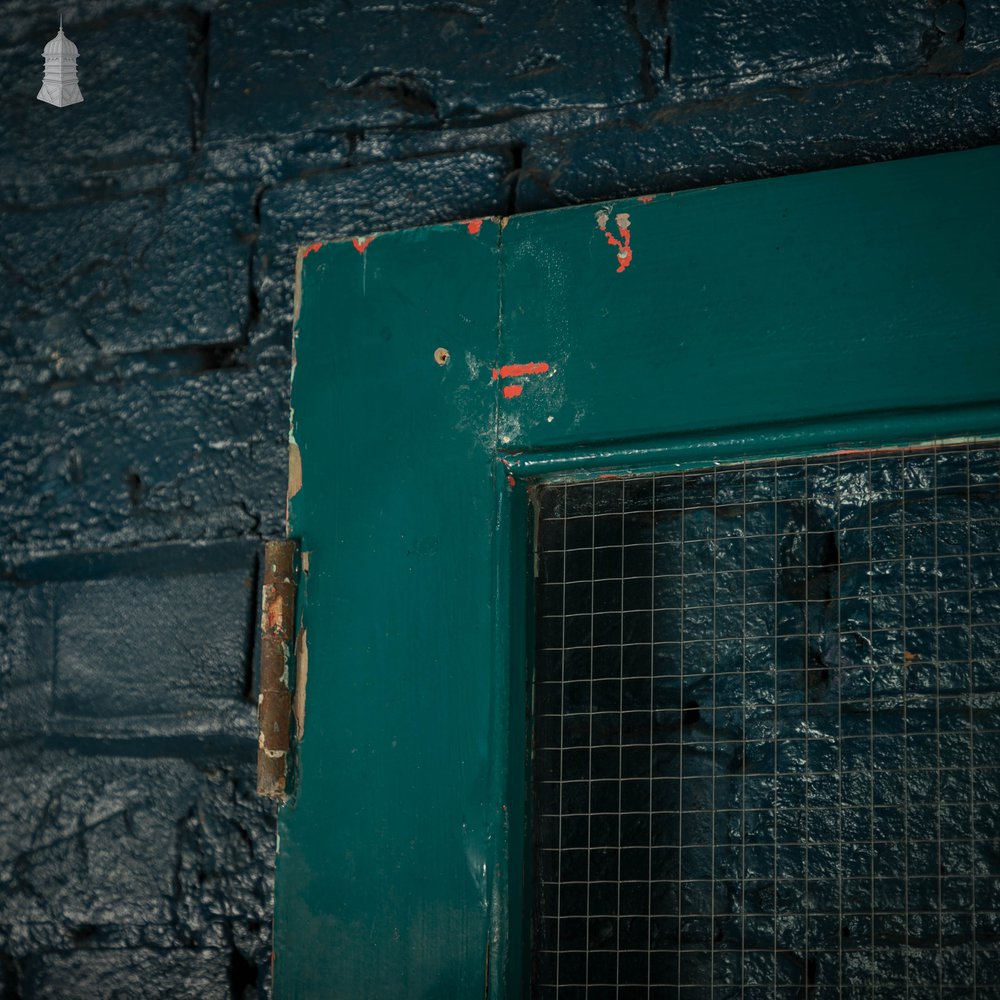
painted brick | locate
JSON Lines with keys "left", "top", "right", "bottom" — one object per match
{"left": 0, "top": 0, "right": 205, "bottom": 43}
{"left": 0, "top": 367, "right": 287, "bottom": 564}
{"left": 0, "top": 752, "right": 272, "bottom": 975}
{"left": 1, "top": 545, "right": 260, "bottom": 745}
{"left": 52, "top": 567, "right": 255, "bottom": 737}
{"left": 207, "top": 1, "right": 645, "bottom": 143}
{"left": 516, "top": 73, "right": 1000, "bottom": 211}
{"left": 204, "top": 131, "right": 351, "bottom": 187}
{"left": 0, "top": 183, "right": 254, "bottom": 363}
{"left": 0, "top": 584, "right": 53, "bottom": 745}
{"left": 667, "top": 0, "right": 936, "bottom": 92}
{"left": 255, "top": 149, "right": 510, "bottom": 336}
{"left": 633, "top": 0, "right": 671, "bottom": 91}
{"left": 0, "top": 754, "right": 187, "bottom": 938}
{"left": 24, "top": 950, "right": 232, "bottom": 1000}
{"left": 0, "top": 12, "right": 195, "bottom": 204}
{"left": 964, "top": 1, "right": 1000, "bottom": 66}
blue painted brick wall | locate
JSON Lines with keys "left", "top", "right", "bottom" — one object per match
{"left": 1, "top": 1, "right": 998, "bottom": 997}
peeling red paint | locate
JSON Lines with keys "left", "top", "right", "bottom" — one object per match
{"left": 506, "top": 473, "right": 516, "bottom": 487}
{"left": 352, "top": 234, "right": 376, "bottom": 253}
{"left": 302, "top": 242, "right": 323, "bottom": 258}
{"left": 491, "top": 361, "right": 550, "bottom": 380}
{"left": 503, "top": 384, "right": 523, "bottom": 398}
{"left": 638, "top": 195, "right": 655, "bottom": 204}
{"left": 595, "top": 210, "right": 633, "bottom": 272}
{"left": 464, "top": 218, "right": 484, "bottom": 235}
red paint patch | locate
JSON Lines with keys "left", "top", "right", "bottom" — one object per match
{"left": 352, "top": 235, "right": 376, "bottom": 253}
{"left": 638, "top": 195, "right": 655, "bottom": 204}
{"left": 604, "top": 218, "right": 633, "bottom": 273}
{"left": 464, "top": 218, "right": 484, "bottom": 235}
{"left": 506, "top": 474, "right": 516, "bottom": 487}
{"left": 503, "top": 384, "right": 523, "bottom": 398}
{"left": 302, "top": 242, "right": 322, "bottom": 258}
{"left": 491, "top": 361, "right": 550, "bottom": 381}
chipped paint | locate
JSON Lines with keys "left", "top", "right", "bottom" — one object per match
{"left": 830, "top": 436, "right": 992, "bottom": 458}
{"left": 352, "top": 234, "right": 377, "bottom": 253}
{"left": 294, "top": 627, "right": 308, "bottom": 741}
{"left": 302, "top": 241, "right": 323, "bottom": 258}
{"left": 464, "top": 218, "right": 484, "bottom": 235}
{"left": 286, "top": 436, "right": 302, "bottom": 528}
{"left": 293, "top": 248, "right": 305, "bottom": 333}
{"left": 596, "top": 210, "right": 633, "bottom": 273}
{"left": 491, "top": 361, "right": 550, "bottom": 380}
{"left": 502, "top": 384, "right": 523, "bottom": 398}
{"left": 287, "top": 438, "right": 302, "bottom": 501}
{"left": 638, "top": 195, "right": 655, "bottom": 204}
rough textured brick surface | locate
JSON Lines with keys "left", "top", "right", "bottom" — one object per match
{"left": 516, "top": 72, "right": 1000, "bottom": 210}
{"left": 23, "top": 950, "right": 233, "bottom": 1000}
{"left": 0, "top": 367, "right": 287, "bottom": 564}
{"left": 0, "top": 184, "right": 255, "bottom": 361}
{"left": 207, "top": 0, "right": 645, "bottom": 139}
{"left": 0, "top": 543, "right": 270, "bottom": 996}
{"left": 1, "top": 0, "right": 999, "bottom": 996}
{"left": 667, "top": 1, "right": 937, "bottom": 89}
{"left": 0, "top": 754, "right": 269, "bottom": 996}
{"left": 0, "top": 10, "right": 197, "bottom": 205}
{"left": 0, "top": 584, "right": 53, "bottom": 746}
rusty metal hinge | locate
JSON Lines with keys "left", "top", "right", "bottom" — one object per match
{"left": 257, "top": 539, "right": 298, "bottom": 801}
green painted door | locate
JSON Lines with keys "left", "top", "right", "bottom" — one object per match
{"left": 277, "top": 146, "right": 1000, "bottom": 998}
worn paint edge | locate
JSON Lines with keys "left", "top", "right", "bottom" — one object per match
{"left": 293, "top": 626, "right": 308, "bottom": 742}
{"left": 293, "top": 243, "right": 313, "bottom": 333}
{"left": 286, "top": 434, "right": 302, "bottom": 522}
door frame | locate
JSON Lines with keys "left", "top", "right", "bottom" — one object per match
{"left": 276, "top": 144, "right": 1000, "bottom": 999}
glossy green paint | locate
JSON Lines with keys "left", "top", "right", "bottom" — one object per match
{"left": 279, "top": 225, "right": 506, "bottom": 999}
{"left": 278, "top": 146, "right": 1000, "bottom": 999}
{"left": 500, "top": 145, "right": 1000, "bottom": 458}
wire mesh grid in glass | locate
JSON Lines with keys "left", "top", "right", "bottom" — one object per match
{"left": 530, "top": 443, "right": 1000, "bottom": 1000}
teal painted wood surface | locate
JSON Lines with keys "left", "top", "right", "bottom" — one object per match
{"left": 279, "top": 226, "right": 504, "bottom": 999}
{"left": 499, "top": 146, "right": 1000, "bottom": 456}
{"left": 279, "top": 146, "right": 1000, "bottom": 999}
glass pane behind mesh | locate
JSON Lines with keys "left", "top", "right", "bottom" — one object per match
{"left": 531, "top": 444, "right": 1000, "bottom": 999}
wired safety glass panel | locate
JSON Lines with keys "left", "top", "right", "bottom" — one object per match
{"left": 531, "top": 443, "right": 1000, "bottom": 999}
